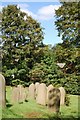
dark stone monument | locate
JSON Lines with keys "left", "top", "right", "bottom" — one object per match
{"left": 48, "top": 88, "right": 61, "bottom": 113}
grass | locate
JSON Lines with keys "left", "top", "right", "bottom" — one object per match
{"left": 1, "top": 86, "right": 79, "bottom": 119}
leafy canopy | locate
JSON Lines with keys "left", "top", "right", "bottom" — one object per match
{"left": 55, "top": 2, "right": 80, "bottom": 46}
{"left": 1, "top": 5, "right": 44, "bottom": 85}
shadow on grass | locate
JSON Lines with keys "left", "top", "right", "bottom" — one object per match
{"left": 6, "top": 103, "right": 13, "bottom": 108}
{"left": 46, "top": 112, "right": 79, "bottom": 120}
{"left": 25, "top": 100, "right": 28, "bottom": 102}
{"left": 47, "top": 116, "right": 79, "bottom": 120}
{"left": 18, "top": 100, "right": 28, "bottom": 104}
{"left": 6, "top": 99, "right": 13, "bottom": 108}
{"left": 6, "top": 99, "right": 9, "bottom": 103}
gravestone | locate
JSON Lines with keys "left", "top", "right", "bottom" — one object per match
{"left": 47, "top": 84, "right": 54, "bottom": 105}
{"left": 0, "top": 74, "right": 6, "bottom": 108}
{"left": 36, "top": 83, "right": 47, "bottom": 106}
{"left": 48, "top": 88, "right": 61, "bottom": 113}
{"left": 11, "top": 86, "right": 20, "bottom": 104}
{"left": 17, "top": 85, "right": 26, "bottom": 103}
{"left": 25, "top": 87, "right": 29, "bottom": 101}
{"left": 28, "top": 83, "right": 35, "bottom": 100}
{"left": 35, "top": 82, "right": 40, "bottom": 100}
{"left": 59, "top": 87, "right": 66, "bottom": 105}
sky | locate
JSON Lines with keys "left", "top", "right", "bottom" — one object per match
{"left": 0, "top": 0, "right": 63, "bottom": 46}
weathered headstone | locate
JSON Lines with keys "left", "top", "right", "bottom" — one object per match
{"left": 48, "top": 88, "right": 61, "bottom": 113}
{"left": 25, "top": 87, "right": 29, "bottom": 101}
{"left": 59, "top": 87, "right": 66, "bottom": 105}
{"left": 0, "top": 74, "right": 6, "bottom": 108}
{"left": 35, "top": 82, "right": 40, "bottom": 100}
{"left": 28, "top": 83, "right": 35, "bottom": 100}
{"left": 11, "top": 86, "right": 20, "bottom": 104}
{"left": 17, "top": 85, "right": 26, "bottom": 103}
{"left": 36, "top": 83, "right": 47, "bottom": 106}
{"left": 47, "top": 84, "right": 54, "bottom": 105}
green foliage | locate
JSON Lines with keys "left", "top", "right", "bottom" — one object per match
{"left": 29, "top": 46, "right": 64, "bottom": 86}
{"left": 54, "top": 2, "right": 80, "bottom": 95}
{"left": 65, "top": 94, "right": 70, "bottom": 106}
{"left": 53, "top": 43, "right": 79, "bottom": 95}
{"left": 55, "top": 2, "right": 80, "bottom": 46}
{"left": 11, "top": 79, "right": 27, "bottom": 87}
{"left": 1, "top": 4, "right": 79, "bottom": 95}
{"left": 64, "top": 75, "right": 79, "bottom": 95}
{"left": 1, "top": 5, "right": 44, "bottom": 85}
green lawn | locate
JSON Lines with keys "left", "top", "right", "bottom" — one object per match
{"left": 1, "top": 86, "right": 79, "bottom": 119}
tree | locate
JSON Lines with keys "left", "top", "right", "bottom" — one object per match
{"left": 29, "top": 45, "right": 64, "bottom": 86}
{"left": 55, "top": 1, "right": 80, "bottom": 75}
{"left": 55, "top": 2, "right": 80, "bottom": 46}
{"left": 54, "top": 2, "right": 80, "bottom": 94}
{"left": 52, "top": 43, "right": 79, "bottom": 95}
{"left": 1, "top": 5, "right": 44, "bottom": 85}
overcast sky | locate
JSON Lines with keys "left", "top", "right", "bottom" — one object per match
{"left": 1, "top": 0, "right": 63, "bottom": 46}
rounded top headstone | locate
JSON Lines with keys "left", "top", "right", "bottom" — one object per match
{"left": 35, "top": 82, "right": 39, "bottom": 86}
{"left": 59, "top": 87, "right": 65, "bottom": 94}
{"left": 59, "top": 87, "right": 66, "bottom": 105}
{"left": 0, "top": 74, "right": 5, "bottom": 81}
{"left": 0, "top": 74, "right": 5, "bottom": 88}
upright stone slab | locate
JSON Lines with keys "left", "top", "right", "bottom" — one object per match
{"left": 47, "top": 84, "right": 54, "bottom": 105}
{"left": 21, "top": 87, "right": 26, "bottom": 102}
{"left": 0, "top": 74, "right": 6, "bottom": 108}
{"left": 35, "top": 82, "right": 40, "bottom": 100}
{"left": 28, "top": 83, "right": 35, "bottom": 100}
{"left": 59, "top": 87, "right": 66, "bottom": 105}
{"left": 17, "top": 85, "right": 26, "bottom": 103}
{"left": 36, "top": 83, "right": 47, "bottom": 106}
{"left": 11, "top": 86, "right": 20, "bottom": 104}
{"left": 25, "top": 87, "right": 29, "bottom": 100}
{"left": 48, "top": 88, "right": 61, "bottom": 113}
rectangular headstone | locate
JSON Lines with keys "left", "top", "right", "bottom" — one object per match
{"left": 59, "top": 87, "right": 66, "bottom": 105}
{"left": 11, "top": 86, "right": 19, "bottom": 104}
{"left": 28, "top": 83, "right": 35, "bottom": 100}
{"left": 0, "top": 74, "right": 6, "bottom": 109}
{"left": 35, "top": 82, "right": 40, "bottom": 100}
{"left": 36, "top": 83, "right": 47, "bottom": 106}
{"left": 48, "top": 88, "right": 61, "bottom": 113}
{"left": 18, "top": 85, "right": 26, "bottom": 103}
{"left": 47, "top": 84, "right": 54, "bottom": 105}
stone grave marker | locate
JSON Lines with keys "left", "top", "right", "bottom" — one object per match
{"left": 17, "top": 85, "right": 26, "bottom": 103}
{"left": 59, "top": 87, "right": 66, "bottom": 105}
{"left": 11, "top": 86, "right": 19, "bottom": 104}
{"left": 25, "top": 87, "right": 29, "bottom": 101}
{"left": 0, "top": 74, "right": 6, "bottom": 108}
{"left": 36, "top": 83, "right": 47, "bottom": 106}
{"left": 47, "top": 84, "right": 54, "bottom": 105}
{"left": 28, "top": 83, "right": 35, "bottom": 100}
{"left": 35, "top": 82, "right": 40, "bottom": 100}
{"left": 48, "top": 88, "right": 61, "bottom": 113}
